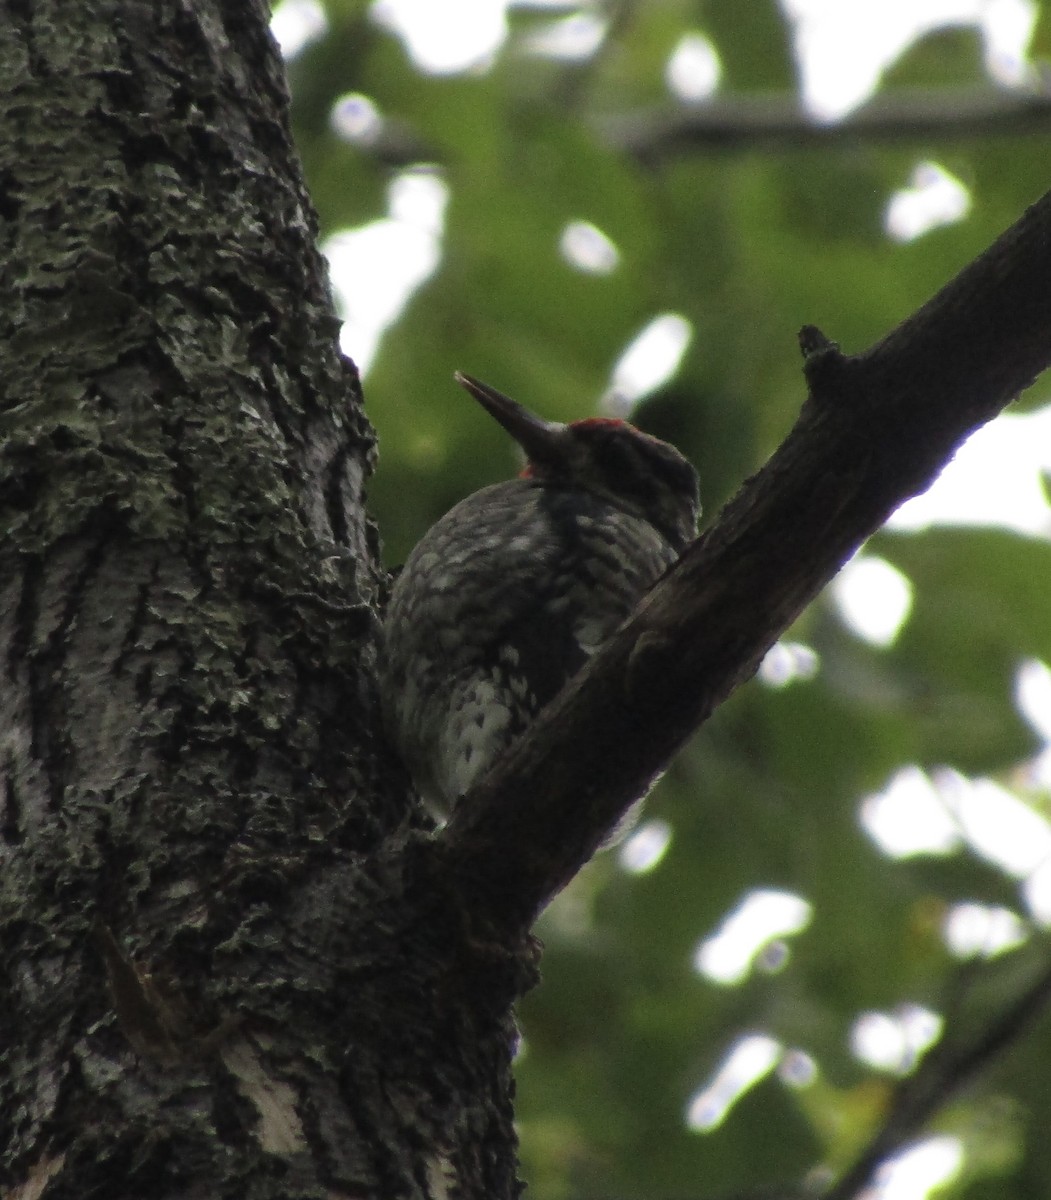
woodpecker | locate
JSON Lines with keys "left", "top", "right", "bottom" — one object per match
{"left": 380, "top": 372, "right": 699, "bottom": 820}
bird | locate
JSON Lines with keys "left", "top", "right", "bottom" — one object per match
{"left": 380, "top": 371, "right": 699, "bottom": 820}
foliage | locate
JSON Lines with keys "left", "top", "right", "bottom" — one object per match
{"left": 288, "top": 2, "right": 1051, "bottom": 1196}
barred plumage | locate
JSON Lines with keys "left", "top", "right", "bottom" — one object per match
{"left": 380, "top": 373, "right": 699, "bottom": 819}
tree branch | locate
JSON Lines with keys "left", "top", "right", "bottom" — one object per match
{"left": 602, "top": 86, "right": 1051, "bottom": 161}
{"left": 434, "top": 186, "right": 1051, "bottom": 937}
{"left": 346, "top": 87, "right": 1051, "bottom": 169}
{"left": 823, "top": 952, "right": 1051, "bottom": 1200}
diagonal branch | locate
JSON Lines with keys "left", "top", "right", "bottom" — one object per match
{"left": 823, "top": 952, "right": 1051, "bottom": 1200}
{"left": 435, "top": 187, "right": 1051, "bottom": 938}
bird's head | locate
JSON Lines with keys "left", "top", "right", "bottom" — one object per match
{"left": 455, "top": 371, "right": 700, "bottom": 552}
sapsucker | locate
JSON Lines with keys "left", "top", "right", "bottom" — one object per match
{"left": 380, "top": 372, "right": 700, "bottom": 820}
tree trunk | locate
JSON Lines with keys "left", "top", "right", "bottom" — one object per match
{"left": 6, "top": 3, "right": 1051, "bottom": 1199}
{"left": 1, "top": 2, "right": 521, "bottom": 1196}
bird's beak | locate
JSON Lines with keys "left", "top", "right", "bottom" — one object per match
{"left": 454, "top": 372, "right": 568, "bottom": 466}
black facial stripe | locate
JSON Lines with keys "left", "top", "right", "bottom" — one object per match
{"left": 585, "top": 425, "right": 695, "bottom": 503}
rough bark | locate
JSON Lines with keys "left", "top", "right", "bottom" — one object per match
{"left": 3, "top": 2, "right": 1051, "bottom": 1200}
{"left": 1, "top": 2, "right": 520, "bottom": 1198}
